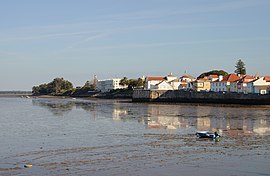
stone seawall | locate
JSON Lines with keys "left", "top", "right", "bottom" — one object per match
{"left": 132, "top": 90, "right": 270, "bottom": 105}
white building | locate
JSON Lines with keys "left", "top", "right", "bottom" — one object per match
{"left": 230, "top": 75, "right": 255, "bottom": 93}
{"left": 97, "top": 78, "right": 127, "bottom": 92}
{"left": 246, "top": 77, "right": 270, "bottom": 94}
{"left": 208, "top": 75, "right": 220, "bottom": 82}
{"left": 179, "top": 75, "right": 195, "bottom": 83}
{"left": 177, "top": 75, "right": 195, "bottom": 90}
{"left": 153, "top": 80, "right": 174, "bottom": 90}
{"left": 168, "top": 79, "right": 181, "bottom": 90}
{"left": 145, "top": 73, "right": 181, "bottom": 90}
{"left": 144, "top": 76, "right": 165, "bottom": 90}
{"left": 211, "top": 74, "right": 240, "bottom": 92}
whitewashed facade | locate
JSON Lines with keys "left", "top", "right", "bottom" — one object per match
{"left": 208, "top": 75, "right": 220, "bottom": 82}
{"left": 145, "top": 77, "right": 165, "bottom": 90}
{"left": 246, "top": 77, "right": 270, "bottom": 94}
{"left": 180, "top": 75, "right": 195, "bottom": 83}
{"left": 97, "top": 78, "right": 127, "bottom": 92}
{"left": 178, "top": 75, "right": 195, "bottom": 90}
{"left": 230, "top": 76, "right": 255, "bottom": 93}
{"left": 169, "top": 80, "right": 181, "bottom": 90}
{"left": 153, "top": 80, "right": 174, "bottom": 90}
{"left": 211, "top": 81, "right": 228, "bottom": 92}
{"left": 145, "top": 73, "right": 179, "bottom": 90}
{"left": 211, "top": 74, "right": 240, "bottom": 92}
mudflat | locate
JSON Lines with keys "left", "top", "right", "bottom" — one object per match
{"left": 1, "top": 97, "right": 269, "bottom": 176}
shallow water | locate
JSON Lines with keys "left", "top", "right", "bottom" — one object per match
{"left": 0, "top": 97, "right": 270, "bottom": 176}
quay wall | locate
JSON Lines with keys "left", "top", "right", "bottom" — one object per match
{"left": 132, "top": 90, "right": 270, "bottom": 105}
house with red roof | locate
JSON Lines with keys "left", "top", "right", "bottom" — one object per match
{"left": 144, "top": 73, "right": 180, "bottom": 90}
{"left": 230, "top": 75, "right": 256, "bottom": 93}
{"left": 144, "top": 76, "right": 165, "bottom": 90}
{"left": 208, "top": 75, "right": 219, "bottom": 82}
{"left": 153, "top": 80, "right": 174, "bottom": 90}
{"left": 180, "top": 75, "right": 195, "bottom": 83}
{"left": 246, "top": 76, "right": 270, "bottom": 94}
{"left": 211, "top": 74, "right": 241, "bottom": 92}
{"left": 178, "top": 75, "right": 196, "bottom": 90}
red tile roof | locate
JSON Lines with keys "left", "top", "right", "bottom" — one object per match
{"left": 244, "top": 75, "right": 254, "bottom": 79}
{"left": 221, "top": 74, "right": 240, "bottom": 82}
{"left": 264, "top": 76, "right": 270, "bottom": 82}
{"left": 238, "top": 75, "right": 255, "bottom": 83}
{"left": 146, "top": 77, "right": 165, "bottom": 81}
{"left": 209, "top": 74, "right": 219, "bottom": 78}
{"left": 181, "top": 75, "right": 193, "bottom": 79}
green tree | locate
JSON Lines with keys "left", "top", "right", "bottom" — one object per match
{"left": 120, "top": 77, "right": 145, "bottom": 89}
{"left": 32, "top": 78, "right": 73, "bottom": 95}
{"left": 235, "top": 59, "right": 246, "bottom": 75}
{"left": 32, "top": 83, "right": 49, "bottom": 95}
{"left": 136, "top": 78, "right": 145, "bottom": 87}
{"left": 128, "top": 79, "right": 138, "bottom": 89}
{"left": 198, "top": 70, "right": 228, "bottom": 78}
{"left": 120, "top": 77, "right": 129, "bottom": 86}
{"left": 32, "top": 85, "right": 41, "bottom": 95}
{"left": 47, "top": 78, "right": 66, "bottom": 94}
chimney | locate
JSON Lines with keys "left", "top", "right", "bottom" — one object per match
{"left": 218, "top": 75, "right": 223, "bottom": 81}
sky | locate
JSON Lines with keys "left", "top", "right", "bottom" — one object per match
{"left": 0, "top": 0, "right": 270, "bottom": 90}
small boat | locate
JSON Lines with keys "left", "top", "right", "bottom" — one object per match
{"left": 24, "top": 164, "right": 33, "bottom": 168}
{"left": 196, "top": 131, "right": 220, "bottom": 139}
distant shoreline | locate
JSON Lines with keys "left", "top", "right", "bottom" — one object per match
{"left": 0, "top": 91, "right": 32, "bottom": 97}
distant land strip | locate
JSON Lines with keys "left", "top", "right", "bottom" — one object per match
{"left": 0, "top": 91, "right": 32, "bottom": 97}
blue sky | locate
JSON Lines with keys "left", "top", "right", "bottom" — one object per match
{"left": 0, "top": 0, "right": 270, "bottom": 90}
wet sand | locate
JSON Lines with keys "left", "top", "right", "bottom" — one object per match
{"left": 1, "top": 97, "right": 270, "bottom": 176}
{"left": 2, "top": 133, "right": 270, "bottom": 176}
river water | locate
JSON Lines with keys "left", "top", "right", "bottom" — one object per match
{"left": 0, "top": 97, "right": 270, "bottom": 176}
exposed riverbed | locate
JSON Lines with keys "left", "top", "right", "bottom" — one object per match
{"left": 1, "top": 97, "right": 270, "bottom": 176}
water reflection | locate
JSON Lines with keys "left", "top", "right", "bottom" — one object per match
{"left": 32, "top": 99, "right": 74, "bottom": 116}
{"left": 145, "top": 105, "right": 195, "bottom": 130}
{"left": 145, "top": 104, "right": 270, "bottom": 136}
{"left": 32, "top": 98, "right": 270, "bottom": 135}
{"left": 112, "top": 109, "right": 128, "bottom": 120}
{"left": 32, "top": 98, "right": 97, "bottom": 116}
